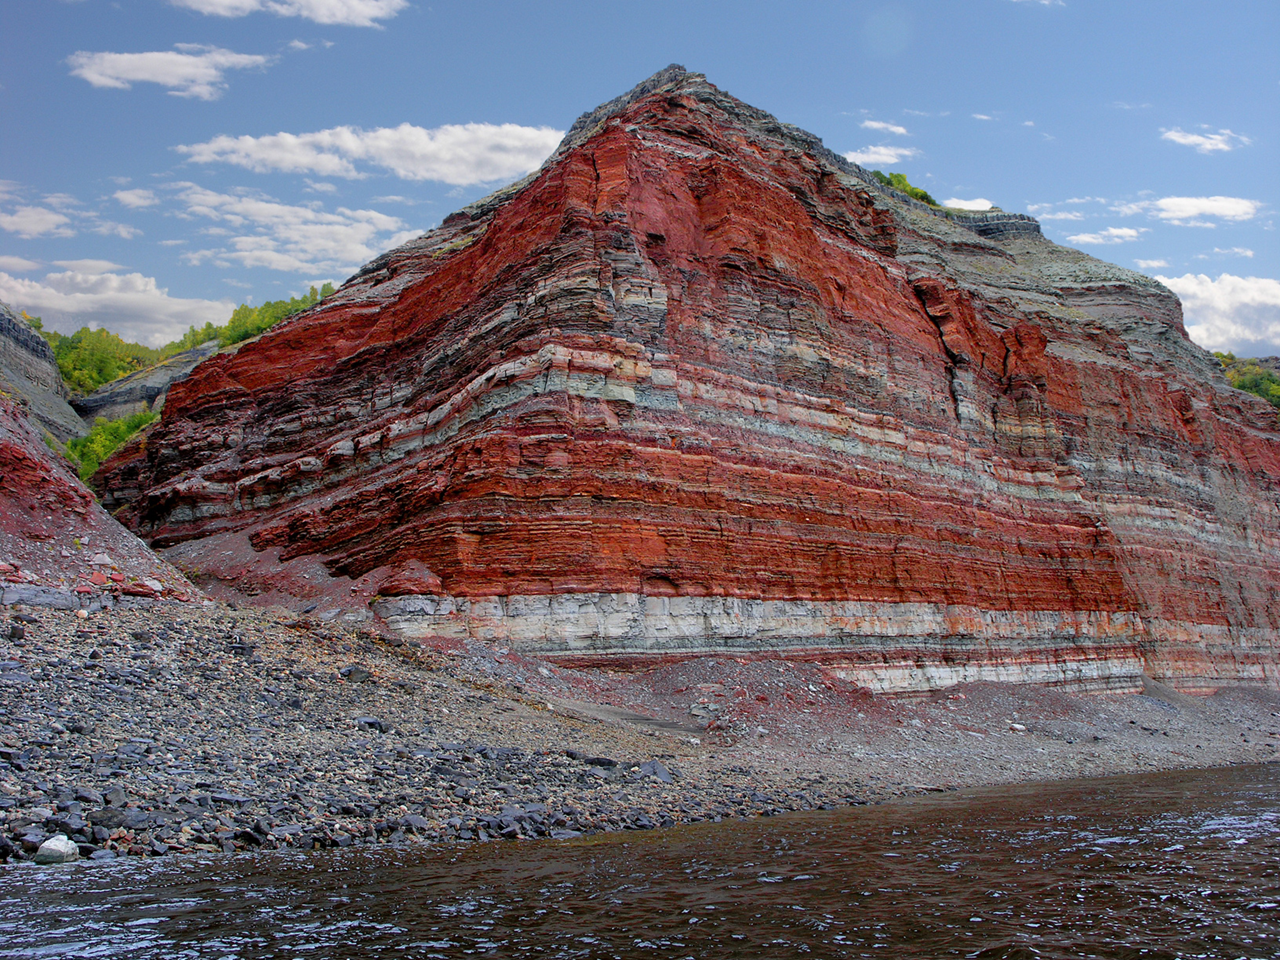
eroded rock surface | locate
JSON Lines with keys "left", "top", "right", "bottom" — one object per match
{"left": 0, "top": 395, "right": 194, "bottom": 606}
{"left": 0, "top": 301, "right": 84, "bottom": 442}
{"left": 98, "top": 67, "right": 1280, "bottom": 693}
{"left": 73, "top": 341, "right": 220, "bottom": 427}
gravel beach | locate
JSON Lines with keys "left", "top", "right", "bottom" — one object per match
{"left": 2, "top": 598, "right": 1277, "bottom": 862}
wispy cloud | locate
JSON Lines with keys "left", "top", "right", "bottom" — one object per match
{"left": 1159, "top": 272, "right": 1280, "bottom": 354}
{"left": 943, "top": 198, "right": 992, "bottom": 211}
{"left": 971, "top": 113, "right": 994, "bottom": 121}
{"left": 114, "top": 188, "right": 159, "bottom": 208}
{"left": 1067, "top": 226, "right": 1147, "bottom": 245}
{"left": 177, "top": 122, "right": 565, "bottom": 186}
{"left": 1160, "top": 127, "right": 1250, "bottom": 154}
{"left": 52, "top": 259, "right": 125, "bottom": 273}
{"left": 0, "top": 256, "right": 40, "bottom": 272}
{"left": 169, "top": 0, "right": 408, "bottom": 26}
{"left": 843, "top": 145, "right": 920, "bottom": 166}
{"left": 861, "top": 120, "right": 908, "bottom": 136}
{"left": 68, "top": 44, "right": 271, "bottom": 100}
{"left": 1112, "top": 195, "right": 1262, "bottom": 226}
{"left": 1135, "top": 259, "right": 1169, "bottom": 269}
{"left": 1197, "top": 247, "right": 1254, "bottom": 259}
{"left": 1040, "top": 211, "right": 1084, "bottom": 221}
{"left": 168, "top": 182, "right": 419, "bottom": 275}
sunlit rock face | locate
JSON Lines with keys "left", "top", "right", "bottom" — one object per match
{"left": 98, "top": 67, "right": 1280, "bottom": 694}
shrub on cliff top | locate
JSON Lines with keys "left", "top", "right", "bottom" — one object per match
{"left": 28, "top": 318, "right": 164, "bottom": 394}
{"left": 163, "top": 282, "right": 335, "bottom": 353}
{"left": 1215, "top": 352, "right": 1280, "bottom": 409}
{"left": 871, "top": 170, "right": 940, "bottom": 207}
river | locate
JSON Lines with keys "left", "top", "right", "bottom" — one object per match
{"left": 1, "top": 764, "right": 1277, "bottom": 959}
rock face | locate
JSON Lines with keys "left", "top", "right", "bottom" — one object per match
{"left": 0, "top": 301, "right": 85, "bottom": 442}
{"left": 0, "top": 395, "right": 194, "bottom": 607}
{"left": 72, "top": 340, "right": 220, "bottom": 428}
{"left": 98, "top": 67, "right": 1280, "bottom": 694}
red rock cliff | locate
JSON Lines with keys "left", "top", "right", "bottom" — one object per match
{"left": 98, "top": 67, "right": 1280, "bottom": 693}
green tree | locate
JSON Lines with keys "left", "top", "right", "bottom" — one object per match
{"left": 65, "top": 411, "right": 159, "bottom": 481}
{"left": 870, "top": 170, "right": 940, "bottom": 207}
{"left": 1215, "top": 352, "right": 1280, "bottom": 410}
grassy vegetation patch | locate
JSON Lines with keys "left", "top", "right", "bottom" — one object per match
{"left": 66, "top": 410, "right": 159, "bottom": 481}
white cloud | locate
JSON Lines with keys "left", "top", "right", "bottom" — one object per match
{"left": 861, "top": 120, "right": 908, "bottom": 136}
{"left": 1009, "top": 0, "right": 1063, "bottom": 5}
{"left": 168, "top": 182, "right": 420, "bottom": 275}
{"left": 91, "top": 220, "right": 142, "bottom": 239}
{"left": 1158, "top": 273, "right": 1280, "bottom": 355}
{"left": 1067, "top": 226, "right": 1147, "bottom": 245}
{"left": 177, "top": 121, "right": 564, "bottom": 186}
{"left": 1040, "top": 211, "right": 1084, "bottom": 220}
{"left": 169, "top": 0, "right": 408, "bottom": 26}
{"left": 843, "top": 145, "right": 920, "bottom": 166}
{"left": 52, "top": 259, "right": 125, "bottom": 273}
{"left": 1217, "top": 247, "right": 1253, "bottom": 258}
{"left": 1022, "top": 120, "right": 1035, "bottom": 127}
{"left": 0, "top": 268, "right": 233, "bottom": 346}
{"left": 287, "top": 40, "right": 311, "bottom": 50}
{"left": 304, "top": 179, "right": 337, "bottom": 193}
{"left": 944, "top": 198, "right": 992, "bottom": 211}
{"left": 67, "top": 45, "right": 271, "bottom": 100}
{"left": 0, "top": 256, "right": 40, "bottom": 272}
{"left": 1135, "top": 259, "right": 1169, "bottom": 269}
{"left": 1113, "top": 195, "right": 1262, "bottom": 226}
{"left": 43, "top": 193, "right": 81, "bottom": 211}
{"left": 1161, "top": 127, "right": 1251, "bottom": 154}
{"left": 972, "top": 114, "right": 993, "bottom": 121}
{"left": 114, "top": 188, "right": 159, "bottom": 208}
{"left": 0, "top": 206, "right": 73, "bottom": 238}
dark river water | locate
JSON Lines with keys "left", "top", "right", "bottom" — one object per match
{"left": 2, "top": 764, "right": 1277, "bottom": 959}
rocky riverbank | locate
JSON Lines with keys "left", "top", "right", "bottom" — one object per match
{"left": 2, "top": 599, "right": 1278, "bottom": 863}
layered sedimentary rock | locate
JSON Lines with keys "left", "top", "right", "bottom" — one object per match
{"left": 0, "top": 301, "right": 85, "bottom": 442}
{"left": 73, "top": 340, "right": 220, "bottom": 427}
{"left": 0, "top": 395, "right": 192, "bottom": 606}
{"left": 98, "top": 67, "right": 1280, "bottom": 693}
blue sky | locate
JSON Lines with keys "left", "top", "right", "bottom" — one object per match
{"left": 1, "top": 0, "right": 1277, "bottom": 355}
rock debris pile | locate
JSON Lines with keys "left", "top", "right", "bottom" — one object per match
{"left": 2, "top": 601, "right": 1276, "bottom": 862}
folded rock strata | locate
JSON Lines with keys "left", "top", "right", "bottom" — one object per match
{"left": 97, "top": 67, "right": 1280, "bottom": 693}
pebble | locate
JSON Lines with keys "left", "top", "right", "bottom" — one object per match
{"left": 0, "top": 601, "right": 1275, "bottom": 864}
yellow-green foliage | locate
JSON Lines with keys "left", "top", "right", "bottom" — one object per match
{"left": 20, "top": 284, "right": 336, "bottom": 394}
{"left": 66, "top": 410, "right": 158, "bottom": 481}
{"left": 870, "top": 170, "right": 939, "bottom": 207}
{"left": 1215, "top": 352, "right": 1280, "bottom": 409}
{"left": 27, "top": 315, "right": 164, "bottom": 393}
{"left": 163, "top": 282, "right": 336, "bottom": 353}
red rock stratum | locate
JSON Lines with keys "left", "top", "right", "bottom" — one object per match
{"left": 99, "top": 67, "right": 1280, "bottom": 693}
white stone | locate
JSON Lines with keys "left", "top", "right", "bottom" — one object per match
{"left": 34, "top": 834, "right": 79, "bottom": 864}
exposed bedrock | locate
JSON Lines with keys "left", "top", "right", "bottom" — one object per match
{"left": 97, "top": 67, "right": 1280, "bottom": 693}
{"left": 0, "top": 301, "right": 85, "bottom": 442}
